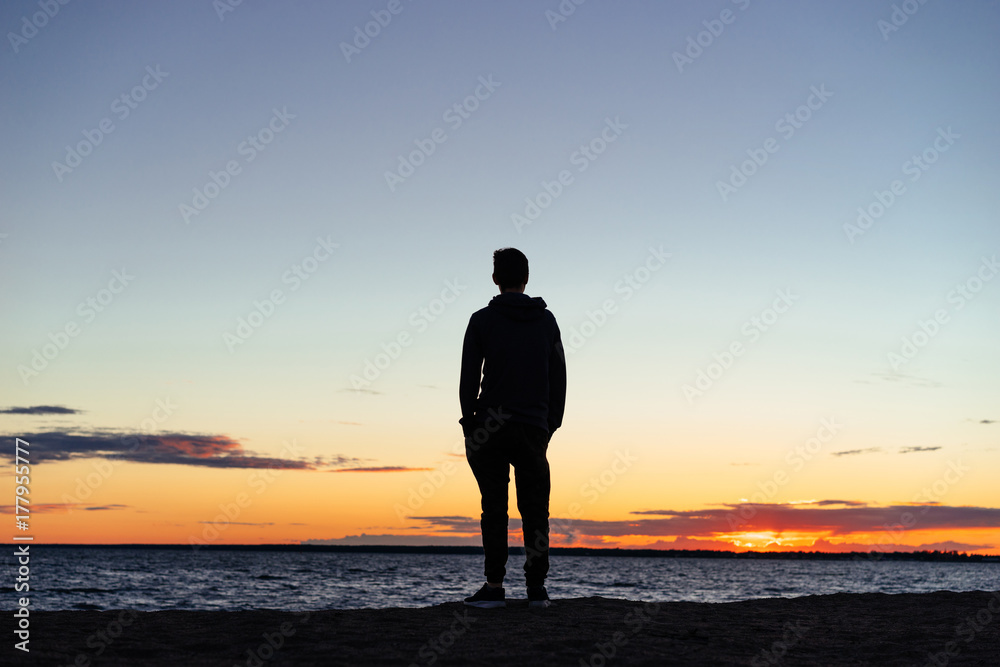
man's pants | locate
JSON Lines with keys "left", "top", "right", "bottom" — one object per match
{"left": 466, "top": 420, "right": 550, "bottom": 587}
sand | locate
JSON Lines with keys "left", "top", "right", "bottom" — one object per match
{"left": 7, "top": 591, "right": 999, "bottom": 666}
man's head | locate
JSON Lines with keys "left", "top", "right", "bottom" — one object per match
{"left": 492, "top": 247, "right": 529, "bottom": 293}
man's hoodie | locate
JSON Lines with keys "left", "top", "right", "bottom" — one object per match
{"left": 459, "top": 292, "right": 566, "bottom": 436}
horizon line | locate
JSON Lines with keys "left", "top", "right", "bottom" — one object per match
{"left": 23, "top": 543, "right": 1000, "bottom": 558}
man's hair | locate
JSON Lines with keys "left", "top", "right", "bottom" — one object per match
{"left": 493, "top": 247, "right": 529, "bottom": 290}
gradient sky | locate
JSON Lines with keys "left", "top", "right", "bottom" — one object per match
{"left": 2, "top": 1, "right": 999, "bottom": 554}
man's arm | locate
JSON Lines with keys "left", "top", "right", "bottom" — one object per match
{"left": 459, "top": 318, "right": 483, "bottom": 437}
{"left": 547, "top": 324, "right": 567, "bottom": 434}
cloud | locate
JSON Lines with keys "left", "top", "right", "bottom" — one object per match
{"left": 197, "top": 521, "right": 274, "bottom": 526}
{"left": 330, "top": 466, "right": 434, "bottom": 473}
{"left": 809, "top": 500, "right": 867, "bottom": 507}
{"left": 647, "top": 536, "right": 995, "bottom": 553}
{"left": 407, "top": 516, "right": 482, "bottom": 533}
{"left": 870, "top": 371, "right": 943, "bottom": 388}
{"left": 830, "top": 446, "right": 941, "bottom": 456}
{"left": 0, "top": 503, "right": 129, "bottom": 514}
{"left": 898, "top": 540, "right": 996, "bottom": 552}
{"left": 303, "top": 533, "right": 482, "bottom": 546}
{"left": 980, "top": 419, "right": 996, "bottom": 425}
{"left": 831, "top": 447, "right": 883, "bottom": 457}
{"left": 631, "top": 536, "right": 996, "bottom": 553}
{"left": 0, "top": 405, "right": 82, "bottom": 415}
{"left": 406, "top": 502, "right": 1000, "bottom": 540}
{"left": 0, "top": 430, "right": 363, "bottom": 470}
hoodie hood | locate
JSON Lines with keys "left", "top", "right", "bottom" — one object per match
{"left": 487, "top": 292, "right": 548, "bottom": 322}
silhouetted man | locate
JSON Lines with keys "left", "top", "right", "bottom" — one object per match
{"left": 459, "top": 247, "right": 566, "bottom": 609}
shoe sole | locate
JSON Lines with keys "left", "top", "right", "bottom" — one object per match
{"left": 464, "top": 600, "right": 507, "bottom": 608}
{"left": 528, "top": 600, "right": 551, "bottom": 609}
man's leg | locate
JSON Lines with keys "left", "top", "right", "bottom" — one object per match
{"left": 511, "top": 423, "right": 551, "bottom": 587}
{"left": 466, "top": 426, "right": 512, "bottom": 585}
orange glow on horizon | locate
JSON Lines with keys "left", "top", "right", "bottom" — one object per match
{"left": 10, "top": 458, "right": 999, "bottom": 556}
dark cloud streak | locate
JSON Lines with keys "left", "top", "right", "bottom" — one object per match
{"left": 0, "top": 503, "right": 129, "bottom": 513}
{"left": 331, "top": 466, "right": 434, "bottom": 473}
{"left": 410, "top": 502, "right": 1000, "bottom": 538}
{"left": 0, "top": 405, "right": 82, "bottom": 415}
{"left": 831, "top": 447, "right": 883, "bottom": 457}
{"left": 0, "top": 430, "right": 361, "bottom": 470}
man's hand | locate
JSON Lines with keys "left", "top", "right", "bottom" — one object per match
{"left": 460, "top": 416, "right": 475, "bottom": 439}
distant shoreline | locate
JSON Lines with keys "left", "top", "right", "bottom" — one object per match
{"left": 30, "top": 543, "right": 1000, "bottom": 562}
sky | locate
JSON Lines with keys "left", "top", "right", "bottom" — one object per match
{"left": 2, "top": 0, "right": 999, "bottom": 555}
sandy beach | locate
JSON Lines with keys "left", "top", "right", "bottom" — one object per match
{"left": 7, "top": 590, "right": 999, "bottom": 666}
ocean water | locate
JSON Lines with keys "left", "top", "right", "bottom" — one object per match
{"left": 7, "top": 547, "right": 998, "bottom": 611}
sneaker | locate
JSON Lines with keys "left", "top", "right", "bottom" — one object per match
{"left": 527, "top": 585, "right": 551, "bottom": 609}
{"left": 464, "top": 583, "right": 506, "bottom": 608}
